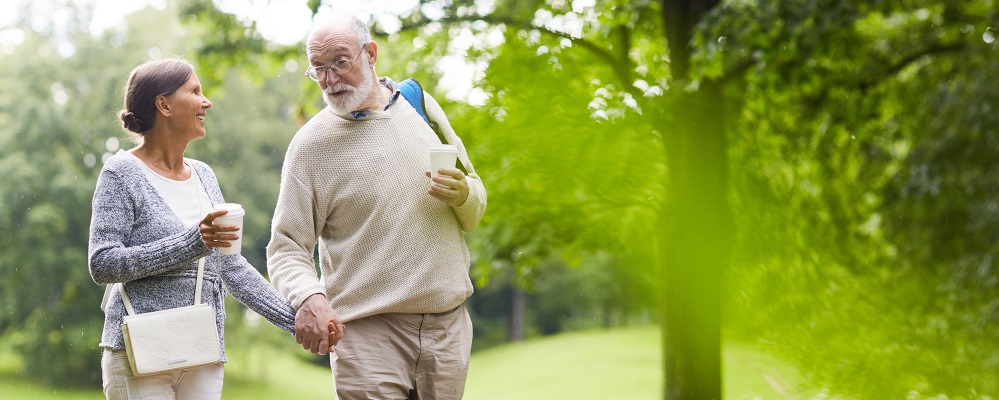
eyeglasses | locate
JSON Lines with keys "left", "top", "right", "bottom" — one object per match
{"left": 305, "top": 44, "right": 367, "bottom": 82}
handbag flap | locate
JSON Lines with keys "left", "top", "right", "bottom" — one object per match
{"left": 122, "top": 303, "right": 220, "bottom": 375}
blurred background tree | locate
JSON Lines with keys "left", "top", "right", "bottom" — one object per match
{"left": 0, "top": 0, "right": 996, "bottom": 398}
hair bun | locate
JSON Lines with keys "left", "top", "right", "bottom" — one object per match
{"left": 120, "top": 111, "right": 144, "bottom": 132}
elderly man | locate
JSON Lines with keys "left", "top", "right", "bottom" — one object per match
{"left": 266, "top": 12, "right": 487, "bottom": 400}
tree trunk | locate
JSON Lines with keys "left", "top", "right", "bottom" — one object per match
{"left": 660, "top": 81, "right": 729, "bottom": 400}
{"left": 660, "top": 1, "right": 729, "bottom": 399}
{"left": 509, "top": 285, "right": 526, "bottom": 341}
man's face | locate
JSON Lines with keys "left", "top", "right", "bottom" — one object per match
{"left": 320, "top": 51, "right": 373, "bottom": 114}
{"left": 307, "top": 30, "right": 374, "bottom": 113}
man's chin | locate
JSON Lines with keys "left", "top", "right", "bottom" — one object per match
{"left": 323, "top": 92, "right": 353, "bottom": 114}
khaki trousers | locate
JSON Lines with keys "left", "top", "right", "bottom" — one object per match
{"left": 101, "top": 349, "right": 224, "bottom": 400}
{"left": 331, "top": 304, "right": 473, "bottom": 400}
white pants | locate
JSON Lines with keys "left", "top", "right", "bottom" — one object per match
{"left": 102, "top": 349, "right": 224, "bottom": 400}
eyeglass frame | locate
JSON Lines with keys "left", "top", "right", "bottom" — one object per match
{"left": 304, "top": 43, "right": 368, "bottom": 82}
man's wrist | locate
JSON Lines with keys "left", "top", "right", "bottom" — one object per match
{"left": 297, "top": 292, "right": 327, "bottom": 310}
{"left": 306, "top": 293, "right": 327, "bottom": 303}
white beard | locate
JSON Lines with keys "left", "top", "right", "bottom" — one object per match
{"left": 323, "top": 58, "right": 374, "bottom": 114}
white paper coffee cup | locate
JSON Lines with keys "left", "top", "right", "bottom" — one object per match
{"left": 429, "top": 144, "right": 458, "bottom": 178}
{"left": 213, "top": 203, "right": 245, "bottom": 255}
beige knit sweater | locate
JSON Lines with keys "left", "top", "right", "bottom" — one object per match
{"left": 267, "top": 90, "right": 486, "bottom": 322}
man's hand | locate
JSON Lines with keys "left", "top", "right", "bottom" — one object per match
{"left": 426, "top": 168, "right": 469, "bottom": 207}
{"left": 295, "top": 294, "right": 339, "bottom": 355}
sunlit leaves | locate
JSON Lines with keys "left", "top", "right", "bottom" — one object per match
{"left": 715, "top": 0, "right": 999, "bottom": 397}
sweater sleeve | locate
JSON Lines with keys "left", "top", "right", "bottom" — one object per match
{"left": 423, "top": 91, "right": 487, "bottom": 232}
{"left": 220, "top": 255, "right": 296, "bottom": 334}
{"left": 267, "top": 153, "right": 327, "bottom": 310}
{"left": 88, "top": 168, "right": 211, "bottom": 284}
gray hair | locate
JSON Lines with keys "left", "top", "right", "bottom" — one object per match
{"left": 308, "top": 13, "right": 372, "bottom": 56}
{"left": 351, "top": 17, "right": 371, "bottom": 49}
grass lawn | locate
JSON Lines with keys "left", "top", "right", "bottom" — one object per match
{"left": 220, "top": 339, "right": 336, "bottom": 399}
{"left": 464, "top": 325, "right": 816, "bottom": 400}
{"left": 1, "top": 325, "right": 815, "bottom": 399}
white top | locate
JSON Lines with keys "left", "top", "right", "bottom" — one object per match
{"left": 122, "top": 150, "right": 211, "bottom": 226}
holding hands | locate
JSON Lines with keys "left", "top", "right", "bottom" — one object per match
{"left": 296, "top": 294, "right": 345, "bottom": 354}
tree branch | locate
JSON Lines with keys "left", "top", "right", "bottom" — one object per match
{"left": 382, "top": 14, "right": 644, "bottom": 100}
{"left": 857, "top": 42, "right": 967, "bottom": 93}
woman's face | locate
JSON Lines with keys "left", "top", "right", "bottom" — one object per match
{"left": 162, "top": 73, "right": 212, "bottom": 139}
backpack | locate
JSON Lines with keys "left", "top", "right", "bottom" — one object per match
{"left": 398, "top": 78, "right": 468, "bottom": 174}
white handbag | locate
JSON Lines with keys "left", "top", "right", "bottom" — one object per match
{"left": 118, "top": 257, "right": 221, "bottom": 376}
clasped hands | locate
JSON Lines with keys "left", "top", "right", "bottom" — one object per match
{"left": 295, "top": 294, "right": 345, "bottom": 355}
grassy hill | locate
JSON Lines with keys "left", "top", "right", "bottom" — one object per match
{"left": 1, "top": 325, "right": 818, "bottom": 399}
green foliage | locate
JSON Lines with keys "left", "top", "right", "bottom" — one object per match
{"left": 465, "top": 18, "right": 663, "bottom": 292}
{"left": 178, "top": 0, "right": 300, "bottom": 88}
{"left": 0, "top": 11, "right": 133, "bottom": 385}
{"left": 702, "top": 0, "right": 999, "bottom": 397}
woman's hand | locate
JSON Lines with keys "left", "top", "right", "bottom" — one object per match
{"left": 328, "top": 320, "right": 345, "bottom": 351}
{"left": 198, "top": 209, "right": 239, "bottom": 248}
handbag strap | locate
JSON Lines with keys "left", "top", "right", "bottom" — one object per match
{"left": 117, "top": 257, "right": 207, "bottom": 316}
{"left": 194, "top": 257, "right": 206, "bottom": 305}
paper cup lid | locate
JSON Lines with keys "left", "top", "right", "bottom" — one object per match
{"left": 429, "top": 144, "right": 458, "bottom": 152}
{"left": 214, "top": 203, "right": 245, "bottom": 217}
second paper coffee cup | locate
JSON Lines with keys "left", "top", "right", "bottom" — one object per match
{"left": 429, "top": 144, "right": 458, "bottom": 178}
{"left": 213, "top": 203, "right": 245, "bottom": 255}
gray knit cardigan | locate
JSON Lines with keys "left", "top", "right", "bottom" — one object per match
{"left": 88, "top": 150, "right": 295, "bottom": 361}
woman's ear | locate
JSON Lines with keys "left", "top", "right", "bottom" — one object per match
{"left": 155, "top": 95, "right": 171, "bottom": 117}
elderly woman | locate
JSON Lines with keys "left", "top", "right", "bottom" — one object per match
{"left": 88, "top": 59, "right": 330, "bottom": 399}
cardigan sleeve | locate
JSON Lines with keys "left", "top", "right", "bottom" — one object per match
{"left": 188, "top": 160, "right": 297, "bottom": 333}
{"left": 423, "top": 91, "right": 487, "bottom": 232}
{"left": 220, "top": 254, "right": 296, "bottom": 334}
{"left": 88, "top": 167, "right": 211, "bottom": 284}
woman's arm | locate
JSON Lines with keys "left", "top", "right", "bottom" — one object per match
{"left": 88, "top": 169, "right": 211, "bottom": 284}
{"left": 220, "top": 255, "right": 296, "bottom": 334}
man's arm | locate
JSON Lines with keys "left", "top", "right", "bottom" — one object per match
{"left": 422, "top": 91, "right": 487, "bottom": 232}
{"left": 267, "top": 163, "right": 336, "bottom": 354}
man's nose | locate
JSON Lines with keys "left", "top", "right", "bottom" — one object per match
{"left": 323, "top": 70, "right": 341, "bottom": 87}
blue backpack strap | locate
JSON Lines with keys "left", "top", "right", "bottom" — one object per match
{"left": 399, "top": 78, "right": 431, "bottom": 125}
{"left": 398, "top": 78, "right": 467, "bottom": 174}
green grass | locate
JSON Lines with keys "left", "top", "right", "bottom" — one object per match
{"left": 465, "top": 325, "right": 660, "bottom": 399}
{"left": 1, "top": 325, "right": 815, "bottom": 399}
{"left": 465, "top": 325, "right": 816, "bottom": 400}
{"left": 221, "top": 340, "right": 336, "bottom": 399}
{"left": 0, "top": 351, "right": 102, "bottom": 400}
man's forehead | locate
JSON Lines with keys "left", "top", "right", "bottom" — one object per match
{"left": 307, "top": 33, "right": 355, "bottom": 60}
{"left": 306, "top": 14, "right": 362, "bottom": 59}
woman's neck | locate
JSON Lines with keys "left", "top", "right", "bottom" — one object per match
{"left": 129, "top": 130, "right": 191, "bottom": 180}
